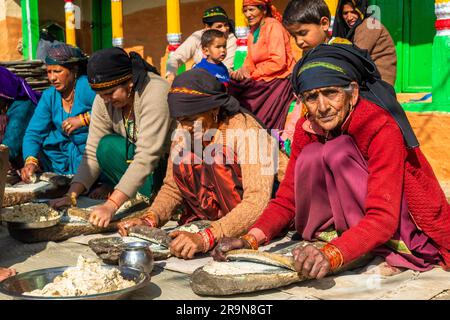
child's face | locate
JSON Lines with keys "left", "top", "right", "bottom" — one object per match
{"left": 203, "top": 37, "right": 227, "bottom": 63}
{"left": 285, "top": 17, "right": 330, "bottom": 52}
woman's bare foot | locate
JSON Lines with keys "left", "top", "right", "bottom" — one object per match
{"left": 89, "top": 184, "right": 114, "bottom": 200}
{"left": 0, "top": 267, "right": 16, "bottom": 282}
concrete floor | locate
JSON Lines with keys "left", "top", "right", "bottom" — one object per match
{"left": 0, "top": 224, "right": 297, "bottom": 300}
{"left": 1, "top": 223, "right": 449, "bottom": 300}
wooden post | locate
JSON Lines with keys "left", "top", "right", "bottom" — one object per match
{"left": 0, "top": 146, "right": 9, "bottom": 209}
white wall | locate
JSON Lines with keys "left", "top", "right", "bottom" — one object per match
{"left": 0, "top": 0, "right": 22, "bottom": 20}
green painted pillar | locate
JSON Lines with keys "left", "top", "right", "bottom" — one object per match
{"left": 21, "top": 0, "right": 39, "bottom": 60}
{"left": 402, "top": 1, "right": 450, "bottom": 113}
{"left": 432, "top": 0, "right": 450, "bottom": 110}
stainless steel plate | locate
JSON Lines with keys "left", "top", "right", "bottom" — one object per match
{"left": 1, "top": 203, "right": 63, "bottom": 230}
{"left": 0, "top": 265, "right": 150, "bottom": 300}
{"left": 5, "top": 213, "right": 63, "bottom": 230}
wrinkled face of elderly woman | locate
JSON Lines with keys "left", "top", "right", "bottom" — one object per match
{"left": 342, "top": 2, "right": 360, "bottom": 28}
{"left": 301, "top": 82, "right": 359, "bottom": 132}
{"left": 243, "top": 5, "right": 266, "bottom": 28}
{"left": 97, "top": 80, "right": 134, "bottom": 109}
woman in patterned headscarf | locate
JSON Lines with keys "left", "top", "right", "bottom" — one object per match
{"left": 117, "top": 68, "right": 288, "bottom": 260}
{"left": 21, "top": 41, "right": 96, "bottom": 182}
{"left": 229, "top": 0, "right": 295, "bottom": 131}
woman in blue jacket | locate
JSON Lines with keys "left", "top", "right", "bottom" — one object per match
{"left": 21, "top": 42, "right": 96, "bottom": 182}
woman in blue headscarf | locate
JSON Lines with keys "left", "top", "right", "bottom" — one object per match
{"left": 21, "top": 42, "right": 96, "bottom": 182}
{"left": 0, "top": 66, "right": 41, "bottom": 170}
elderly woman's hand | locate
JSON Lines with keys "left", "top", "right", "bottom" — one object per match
{"left": 169, "top": 231, "right": 205, "bottom": 259}
{"left": 89, "top": 202, "right": 117, "bottom": 228}
{"left": 211, "top": 237, "right": 247, "bottom": 261}
{"left": 62, "top": 116, "right": 84, "bottom": 135}
{"left": 117, "top": 218, "right": 145, "bottom": 237}
{"left": 20, "top": 163, "right": 38, "bottom": 183}
{"left": 292, "top": 244, "right": 331, "bottom": 279}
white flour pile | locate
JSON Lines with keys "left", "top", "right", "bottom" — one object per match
{"left": 24, "top": 256, "right": 135, "bottom": 297}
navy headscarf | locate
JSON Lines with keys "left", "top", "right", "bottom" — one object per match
{"left": 332, "top": 0, "right": 369, "bottom": 40}
{"left": 87, "top": 47, "right": 159, "bottom": 93}
{"left": 292, "top": 43, "right": 419, "bottom": 149}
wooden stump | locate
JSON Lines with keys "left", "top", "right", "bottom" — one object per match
{"left": 0, "top": 146, "right": 9, "bottom": 209}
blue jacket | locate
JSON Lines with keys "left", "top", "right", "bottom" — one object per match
{"left": 194, "top": 58, "right": 230, "bottom": 84}
{"left": 22, "top": 75, "right": 96, "bottom": 174}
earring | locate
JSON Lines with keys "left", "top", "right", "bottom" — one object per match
{"left": 127, "top": 84, "right": 134, "bottom": 98}
{"left": 214, "top": 113, "right": 218, "bottom": 123}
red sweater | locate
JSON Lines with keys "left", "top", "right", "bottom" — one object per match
{"left": 252, "top": 98, "right": 450, "bottom": 266}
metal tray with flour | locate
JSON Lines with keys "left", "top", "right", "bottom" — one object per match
{"left": 0, "top": 265, "right": 149, "bottom": 300}
{"left": 0, "top": 203, "right": 63, "bottom": 230}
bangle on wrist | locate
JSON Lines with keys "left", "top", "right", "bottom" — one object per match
{"left": 78, "top": 114, "right": 86, "bottom": 126}
{"left": 240, "top": 234, "right": 259, "bottom": 250}
{"left": 78, "top": 113, "right": 90, "bottom": 126}
{"left": 197, "top": 228, "right": 215, "bottom": 253}
{"left": 66, "top": 192, "right": 77, "bottom": 207}
{"left": 140, "top": 211, "right": 159, "bottom": 228}
{"left": 25, "top": 156, "right": 39, "bottom": 167}
{"left": 83, "top": 112, "right": 90, "bottom": 125}
{"left": 320, "top": 243, "right": 344, "bottom": 271}
{"left": 107, "top": 197, "right": 120, "bottom": 211}
{"left": 141, "top": 216, "right": 157, "bottom": 228}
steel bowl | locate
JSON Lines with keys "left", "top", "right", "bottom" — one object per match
{"left": 0, "top": 265, "right": 150, "bottom": 300}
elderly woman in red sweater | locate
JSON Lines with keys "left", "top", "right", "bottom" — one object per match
{"left": 213, "top": 43, "right": 450, "bottom": 279}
